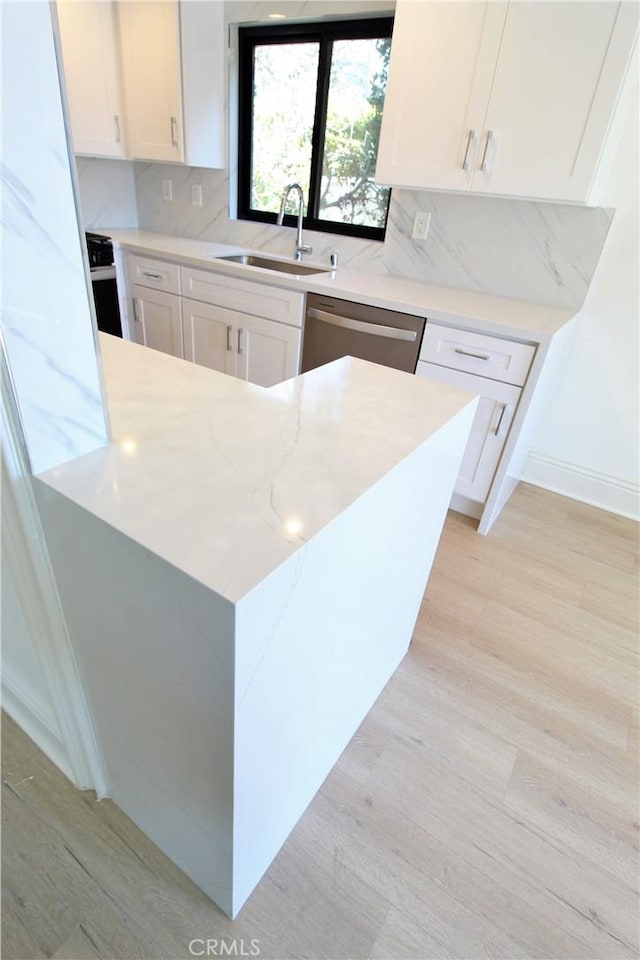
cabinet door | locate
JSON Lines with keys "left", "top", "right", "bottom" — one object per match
{"left": 473, "top": 2, "right": 637, "bottom": 200}
{"left": 375, "top": 1, "right": 507, "bottom": 191}
{"left": 117, "top": 1, "right": 183, "bottom": 162}
{"left": 56, "top": 1, "right": 125, "bottom": 158}
{"left": 182, "top": 298, "right": 235, "bottom": 376}
{"left": 416, "top": 361, "right": 520, "bottom": 503}
{"left": 131, "top": 284, "right": 182, "bottom": 358}
{"left": 235, "top": 314, "right": 301, "bottom": 388}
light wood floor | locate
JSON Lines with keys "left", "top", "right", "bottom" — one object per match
{"left": 2, "top": 483, "right": 639, "bottom": 960}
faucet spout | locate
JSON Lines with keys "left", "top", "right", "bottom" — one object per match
{"left": 277, "top": 183, "right": 313, "bottom": 261}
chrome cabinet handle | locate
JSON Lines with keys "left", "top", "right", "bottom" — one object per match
{"left": 480, "top": 130, "right": 494, "bottom": 172}
{"left": 114, "top": 114, "right": 121, "bottom": 143}
{"left": 226, "top": 325, "right": 232, "bottom": 352}
{"left": 307, "top": 307, "right": 417, "bottom": 342}
{"left": 170, "top": 116, "right": 178, "bottom": 147}
{"left": 132, "top": 298, "right": 140, "bottom": 322}
{"left": 237, "top": 328, "right": 243, "bottom": 355}
{"left": 141, "top": 271, "right": 162, "bottom": 280}
{"left": 494, "top": 403, "right": 510, "bottom": 438}
{"left": 462, "top": 129, "right": 475, "bottom": 171}
{"left": 454, "top": 347, "right": 490, "bottom": 361}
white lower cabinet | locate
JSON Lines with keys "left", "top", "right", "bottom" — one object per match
{"left": 182, "top": 297, "right": 301, "bottom": 387}
{"left": 417, "top": 360, "right": 521, "bottom": 503}
{"left": 124, "top": 255, "right": 304, "bottom": 385}
{"left": 182, "top": 298, "right": 234, "bottom": 375}
{"left": 130, "top": 284, "right": 182, "bottom": 359}
{"left": 234, "top": 313, "right": 301, "bottom": 387}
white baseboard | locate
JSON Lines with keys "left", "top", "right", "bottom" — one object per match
{"left": 449, "top": 492, "right": 483, "bottom": 520}
{"left": 521, "top": 452, "right": 640, "bottom": 521}
{"left": 1, "top": 668, "right": 74, "bottom": 784}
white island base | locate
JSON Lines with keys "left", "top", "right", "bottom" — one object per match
{"left": 35, "top": 336, "right": 476, "bottom": 918}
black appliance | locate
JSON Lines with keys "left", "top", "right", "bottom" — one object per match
{"left": 86, "top": 232, "right": 122, "bottom": 338}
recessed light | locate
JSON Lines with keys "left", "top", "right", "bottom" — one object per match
{"left": 268, "top": 13, "right": 287, "bottom": 19}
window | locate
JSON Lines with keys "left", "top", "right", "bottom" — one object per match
{"left": 237, "top": 17, "right": 393, "bottom": 241}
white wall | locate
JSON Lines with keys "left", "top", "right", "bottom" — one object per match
{"left": 1, "top": 416, "right": 107, "bottom": 794}
{"left": 523, "top": 79, "right": 639, "bottom": 519}
{"left": 0, "top": 476, "right": 73, "bottom": 784}
{"left": 1, "top": 551, "right": 62, "bottom": 741}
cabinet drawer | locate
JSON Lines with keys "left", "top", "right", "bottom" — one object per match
{"left": 181, "top": 266, "right": 305, "bottom": 328}
{"left": 128, "top": 255, "right": 180, "bottom": 295}
{"left": 420, "top": 322, "right": 535, "bottom": 386}
{"left": 416, "top": 360, "right": 521, "bottom": 503}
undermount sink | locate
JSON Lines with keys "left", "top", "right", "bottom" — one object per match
{"left": 215, "top": 254, "right": 330, "bottom": 276}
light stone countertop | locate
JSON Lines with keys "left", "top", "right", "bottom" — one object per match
{"left": 97, "top": 228, "right": 575, "bottom": 344}
{"left": 37, "top": 334, "right": 477, "bottom": 603}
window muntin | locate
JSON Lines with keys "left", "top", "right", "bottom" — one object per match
{"left": 238, "top": 18, "right": 393, "bottom": 242}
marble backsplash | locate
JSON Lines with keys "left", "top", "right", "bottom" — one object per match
{"left": 75, "top": 157, "right": 138, "bottom": 229}
{"left": 133, "top": 161, "right": 613, "bottom": 310}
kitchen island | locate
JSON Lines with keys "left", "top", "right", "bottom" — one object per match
{"left": 35, "top": 333, "right": 476, "bottom": 917}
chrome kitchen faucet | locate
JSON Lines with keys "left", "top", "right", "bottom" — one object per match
{"left": 277, "top": 183, "right": 313, "bottom": 262}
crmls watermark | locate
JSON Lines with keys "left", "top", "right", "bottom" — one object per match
{"left": 188, "top": 939, "right": 261, "bottom": 957}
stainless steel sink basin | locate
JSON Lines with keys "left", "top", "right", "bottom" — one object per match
{"left": 215, "top": 254, "right": 330, "bottom": 276}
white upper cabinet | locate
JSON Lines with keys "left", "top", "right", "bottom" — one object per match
{"left": 58, "top": 0, "right": 226, "bottom": 167}
{"left": 56, "top": 1, "right": 126, "bottom": 159}
{"left": 476, "top": 2, "right": 637, "bottom": 201}
{"left": 179, "top": 0, "right": 225, "bottom": 169}
{"left": 376, "top": 0, "right": 639, "bottom": 203}
{"left": 117, "top": 1, "right": 184, "bottom": 162}
{"left": 375, "top": 2, "right": 507, "bottom": 193}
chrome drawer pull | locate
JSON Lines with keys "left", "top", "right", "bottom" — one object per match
{"left": 462, "top": 129, "right": 475, "bottom": 170}
{"left": 170, "top": 116, "right": 178, "bottom": 148}
{"left": 237, "top": 328, "right": 243, "bottom": 355}
{"left": 453, "top": 347, "right": 490, "bottom": 361}
{"left": 141, "top": 271, "right": 163, "bottom": 280}
{"left": 226, "top": 325, "right": 232, "bottom": 352}
{"left": 308, "top": 307, "right": 417, "bottom": 342}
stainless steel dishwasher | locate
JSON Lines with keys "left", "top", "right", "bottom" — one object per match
{"left": 301, "top": 293, "right": 425, "bottom": 374}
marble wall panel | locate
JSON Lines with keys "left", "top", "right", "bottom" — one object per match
{"left": 1, "top": 1, "right": 109, "bottom": 474}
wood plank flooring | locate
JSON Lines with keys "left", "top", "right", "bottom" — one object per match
{"left": 2, "top": 483, "right": 639, "bottom": 959}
